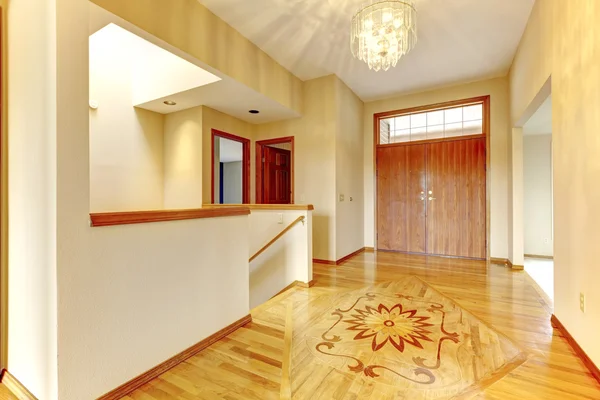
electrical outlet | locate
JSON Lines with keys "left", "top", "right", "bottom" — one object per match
{"left": 544, "top": 238, "right": 551, "bottom": 244}
{"left": 278, "top": 213, "right": 283, "bottom": 224}
{"left": 580, "top": 292, "right": 586, "bottom": 313}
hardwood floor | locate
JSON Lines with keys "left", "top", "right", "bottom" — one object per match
{"left": 0, "top": 384, "right": 17, "bottom": 400}
{"left": 121, "top": 252, "right": 600, "bottom": 399}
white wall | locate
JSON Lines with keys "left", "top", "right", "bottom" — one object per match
{"left": 50, "top": 1, "right": 254, "bottom": 399}
{"left": 510, "top": 0, "right": 600, "bottom": 367}
{"left": 66, "top": 217, "right": 250, "bottom": 399}
{"left": 223, "top": 162, "right": 243, "bottom": 204}
{"left": 89, "top": 25, "right": 165, "bottom": 212}
{"left": 363, "top": 77, "right": 511, "bottom": 259}
{"left": 164, "top": 106, "right": 204, "bottom": 209}
{"left": 249, "top": 210, "right": 312, "bottom": 308}
{"left": 7, "top": 0, "right": 59, "bottom": 397}
{"left": 523, "top": 134, "right": 553, "bottom": 257}
{"left": 335, "top": 79, "right": 365, "bottom": 258}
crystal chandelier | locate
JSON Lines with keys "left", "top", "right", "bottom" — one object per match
{"left": 351, "top": 1, "right": 418, "bottom": 71}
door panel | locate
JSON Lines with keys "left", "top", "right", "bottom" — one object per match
{"left": 377, "top": 144, "right": 426, "bottom": 253}
{"left": 264, "top": 147, "right": 291, "bottom": 204}
{"left": 426, "top": 138, "right": 486, "bottom": 258}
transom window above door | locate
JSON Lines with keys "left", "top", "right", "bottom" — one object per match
{"left": 377, "top": 97, "right": 489, "bottom": 145}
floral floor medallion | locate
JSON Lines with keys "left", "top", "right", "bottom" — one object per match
{"left": 293, "top": 277, "right": 526, "bottom": 399}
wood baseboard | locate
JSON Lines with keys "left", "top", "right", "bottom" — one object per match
{"left": 313, "top": 247, "right": 369, "bottom": 266}
{"left": 312, "top": 258, "right": 336, "bottom": 265}
{"left": 489, "top": 257, "right": 524, "bottom": 270}
{"left": 551, "top": 314, "right": 600, "bottom": 383}
{"left": 296, "top": 279, "right": 315, "bottom": 288}
{"left": 97, "top": 314, "right": 252, "bottom": 400}
{"left": 490, "top": 257, "right": 509, "bottom": 265}
{"left": 1, "top": 369, "right": 38, "bottom": 400}
{"left": 364, "top": 247, "right": 375, "bottom": 252}
{"left": 525, "top": 254, "right": 554, "bottom": 260}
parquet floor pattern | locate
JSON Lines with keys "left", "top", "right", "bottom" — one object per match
{"left": 122, "top": 252, "right": 600, "bottom": 399}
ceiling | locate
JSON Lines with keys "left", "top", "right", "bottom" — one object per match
{"left": 198, "top": 0, "right": 535, "bottom": 101}
{"left": 219, "top": 137, "right": 243, "bottom": 163}
{"left": 90, "top": 4, "right": 300, "bottom": 123}
{"left": 524, "top": 95, "right": 552, "bottom": 136}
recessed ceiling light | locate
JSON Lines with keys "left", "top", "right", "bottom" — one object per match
{"left": 164, "top": 100, "right": 177, "bottom": 106}
{"left": 249, "top": 110, "right": 260, "bottom": 114}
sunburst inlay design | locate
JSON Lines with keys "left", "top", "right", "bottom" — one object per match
{"left": 344, "top": 303, "right": 434, "bottom": 352}
{"left": 296, "top": 277, "right": 526, "bottom": 399}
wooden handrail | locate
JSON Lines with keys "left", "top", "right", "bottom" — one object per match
{"left": 249, "top": 216, "right": 305, "bottom": 262}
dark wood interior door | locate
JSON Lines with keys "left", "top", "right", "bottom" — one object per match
{"left": 264, "top": 147, "right": 291, "bottom": 204}
{"left": 426, "top": 137, "right": 486, "bottom": 258}
{"left": 377, "top": 144, "right": 426, "bottom": 253}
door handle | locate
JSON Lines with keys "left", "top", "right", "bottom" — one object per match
{"left": 429, "top": 197, "right": 436, "bottom": 201}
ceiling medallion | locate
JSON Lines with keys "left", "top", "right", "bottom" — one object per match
{"left": 351, "top": 1, "right": 418, "bottom": 71}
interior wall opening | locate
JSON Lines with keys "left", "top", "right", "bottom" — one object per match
{"left": 522, "top": 94, "right": 554, "bottom": 300}
{"left": 211, "top": 129, "right": 250, "bottom": 204}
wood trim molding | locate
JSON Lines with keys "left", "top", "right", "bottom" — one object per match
{"left": 313, "top": 247, "right": 369, "bottom": 266}
{"left": 296, "top": 279, "right": 316, "bottom": 288}
{"left": 373, "top": 95, "right": 491, "bottom": 121}
{"left": 271, "top": 280, "right": 316, "bottom": 300}
{"left": 90, "top": 207, "right": 250, "bottom": 227}
{"left": 211, "top": 129, "right": 251, "bottom": 204}
{"left": 364, "top": 247, "right": 375, "bottom": 252}
{"left": 313, "top": 258, "right": 336, "bottom": 265}
{"left": 256, "top": 136, "right": 295, "bottom": 204}
{"left": 1, "top": 369, "right": 38, "bottom": 400}
{"left": 525, "top": 254, "right": 554, "bottom": 260}
{"left": 249, "top": 216, "right": 305, "bottom": 262}
{"left": 97, "top": 315, "right": 252, "bottom": 400}
{"left": 490, "top": 257, "right": 509, "bottom": 265}
{"left": 204, "top": 204, "right": 314, "bottom": 211}
{"left": 490, "top": 257, "right": 524, "bottom": 270}
{"left": 551, "top": 314, "right": 600, "bottom": 383}
{"left": 336, "top": 247, "right": 368, "bottom": 265}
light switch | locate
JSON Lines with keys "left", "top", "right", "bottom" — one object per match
{"left": 339, "top": 194, "right": 345, "bottom": 202}
{"left": 278, "top": 213, "right": 283, "bottom": 224}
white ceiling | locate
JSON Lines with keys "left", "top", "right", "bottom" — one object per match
{"left": 198, "top": 0, "right": 535, "bottom": 101}
{"left": 219, "top": 137, "right": 243, "bottom": 163}
{"left": 90, "top": 4, "right": 300, "bottom": 123}
{"left": 524, "top": 95, "right": 552, "bottom": 136}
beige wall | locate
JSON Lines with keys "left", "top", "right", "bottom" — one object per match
{"left": 202, "top": 106, "right": 255, "bottom": 204}
{"left": 249, "top": 209, "right": 312, "bottom": 308}
{"left": 255, "top": 76, "right": 338, "bottom": 261}
{"left": 163, "top": 106, "right": 204, "bottom": 209}
{"left": 7, "top": 0, "right": 59, "bottom": 397}
{"left": 509, "top": 0, "right": 600, "bottom": 365}
{"left": 89, "top": 30, "right": 165, "bottom": 212}
{"left": 335, "top": 78, "right": 365, "bottom": 259}
{"left": 523, "top": 134, "right": 553, "bottom": 257}
{"left": 363, "top": 77, "right": 511, "bottom": 259}
{"left": 90, "top": 0, "right": 303, "bottom": 116}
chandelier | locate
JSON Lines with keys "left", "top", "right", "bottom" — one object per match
{"left": 351, "top": 1, "right": 418, "bottom": 71}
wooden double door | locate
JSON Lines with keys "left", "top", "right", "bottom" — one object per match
{"left": 377, "top": 137, "right": 486, "bottom": 259}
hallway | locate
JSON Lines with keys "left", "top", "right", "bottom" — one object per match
{"left": 122, "top": 252, "right": 600, "bottom": 399}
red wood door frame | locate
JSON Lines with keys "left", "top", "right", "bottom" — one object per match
{"left": 255, "top": 136, "right": 294, "bottom": 204}
{"left": 211, "top": 129, "right": 250, "bottom": 204}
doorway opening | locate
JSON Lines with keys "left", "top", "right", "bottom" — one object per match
{"left": 522, "top": 94, "right": 553, "bottom": 300}
{"left": 256, "top": 137, "right": 294, "bottom": 204}
{"left": 211, "top": 129, "right": 250, "bottom": 204}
